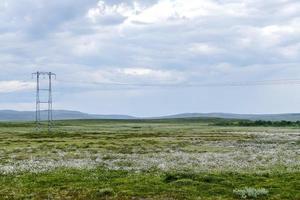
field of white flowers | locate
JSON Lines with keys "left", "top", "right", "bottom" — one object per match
{"left": 1, "top": 128, "right": 299, "bottom": 175}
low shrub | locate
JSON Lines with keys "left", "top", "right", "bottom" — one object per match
{"left": 233, "top": 187, "right": 269, "bottom": 199}
{"left": 164, "top": 172, "right": 196, "bottom": 183}
{"left": 95, "top": 188, "right": 114, "bottom": 197}
{"left": 172, "top": 179, "right": 196, "bottom": 186}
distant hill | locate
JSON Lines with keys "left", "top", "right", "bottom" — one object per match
{"left": 0, "top": 110, "right": 136, "bottom": 121}
{"left": 1, "top": 110, "right": 300, "bottom": 121}
{"left": 158, "top": 113, "right": 300, "bottom": 121}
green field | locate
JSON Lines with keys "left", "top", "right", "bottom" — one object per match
{"left": 0, "top": 119, "right": 299, "bottom": 199}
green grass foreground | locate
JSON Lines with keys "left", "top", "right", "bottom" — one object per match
{"left": 1, "top": 169, "right": 299, "bottom": 200}
{"left": 0, "top": 118, "right": 299, "bottom": 199}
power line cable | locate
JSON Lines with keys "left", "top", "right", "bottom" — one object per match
{"left": 54, "top": 78, "right": 300, "bottom": 88}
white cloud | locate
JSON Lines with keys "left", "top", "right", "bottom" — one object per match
{"left": 189, "top": 43, "right": 222, "bottom": 55}
{"left": 121, "top": 68, "right": 153, "bottom": 76}
{"left": 86, "top": 1, "right": 140, "bottom": 25}
{"left": 119, "top": 67, "right": 182, "bottom": 82}
{"left": 73, "top": 68, "right": 184, "bottom": 84}
{"left": 123, "top": 0, "right": 250, "bottom": 24}
{"left": 0, "top": 81, "right": 35, "bottom": 93}
{"left": 260, "top": 24, "right": 299, "bottom": 45}
{"left": 280, "top": 1, "right": 300, "bottom": 16}
{"left": 86, "top": 0, "right": 250, "bottom": 26}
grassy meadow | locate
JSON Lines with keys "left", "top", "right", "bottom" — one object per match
{"left": 0, "top": 118, "right": 299, "bottom": 199}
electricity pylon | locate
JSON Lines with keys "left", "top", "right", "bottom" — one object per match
{"left": 32, "top": 71, "right": 56, "bottom": 131}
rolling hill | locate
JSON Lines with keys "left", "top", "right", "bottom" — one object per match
{"left": 159, "top": 113, "right": 300, "bottom": 121}
{"left": 0, "top": 110, "right": 136, "bottom": 121}
{"left": 1, "top": 110, "right": 300, "bottom": 121}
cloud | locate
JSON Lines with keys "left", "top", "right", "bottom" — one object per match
{"left": 0, "top": 0, "right": 97, "bottom": 37}
{"left": 189, "top": 43, "right": 222, "bottom": 55}
{"left": 86, "top": 1, "right": 133, "bottom": 25}
{"left": 119, "top": 68, "right": 177, "bottom": 81}
{"left": 69, "top": 67, "right": 184, "bottom": 84}
{"left": 0, "top": 81, "right": 35, "bottom": 93}
{"left": 0, "top": 0, "right": 300, "bottom": 114}
{"left": 124, "top": 0, "right": 250, "bottom": 24}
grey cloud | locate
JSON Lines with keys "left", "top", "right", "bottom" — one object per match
{"left": 0, "top": 0, "right": 98, "bottom": 37}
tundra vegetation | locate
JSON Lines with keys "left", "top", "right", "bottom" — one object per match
{"left": 0, "top": 118, "right": 299, "bottom": 199}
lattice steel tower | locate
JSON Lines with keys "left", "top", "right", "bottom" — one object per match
{"left": 32, "top": 71, "right": 56, "bottom": 131}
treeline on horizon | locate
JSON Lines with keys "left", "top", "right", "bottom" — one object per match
{"left": 215, "top": 120, "right": 300, "bottom": 127}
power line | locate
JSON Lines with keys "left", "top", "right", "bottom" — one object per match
{"left": 15, "top": 77, "right": 300, "bottom": 91}
{"left": 54, "top": 78, "right": 300, "bottom": 88}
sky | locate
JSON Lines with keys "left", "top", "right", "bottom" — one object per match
{"left": 0, "top": 0, "right": 300, "bottom": 117}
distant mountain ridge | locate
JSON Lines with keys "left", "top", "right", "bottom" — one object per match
{"left": 1, "top": 110, "right": 300, "bottom": 121}
{"left": 158, "top": 112, "right": 300, "bottom": 121}
{"left": 0, "top": 110, "right": 136, "bottom": 121}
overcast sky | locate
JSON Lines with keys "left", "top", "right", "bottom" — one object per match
{"left": 0, "top": 0, "right": 300, "bottom": 116}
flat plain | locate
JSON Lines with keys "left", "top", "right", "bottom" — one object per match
{"left": 0, "top": 118, "right": 299, "bottom": 199}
